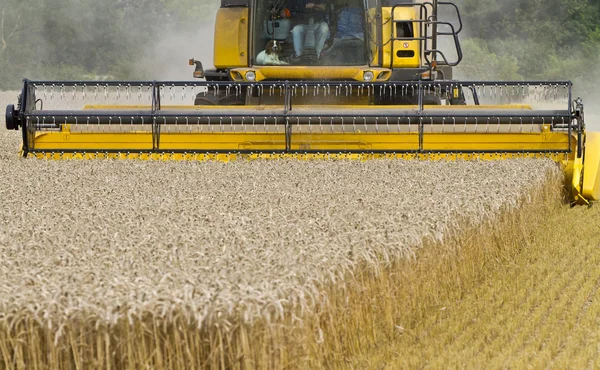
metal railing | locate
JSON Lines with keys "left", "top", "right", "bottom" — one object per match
{"left": 389, "top": 1, "right": 464, "bottom": 69}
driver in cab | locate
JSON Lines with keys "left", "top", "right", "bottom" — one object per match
{"left": 289, "top": 0, "right": 331, "bottom": 59}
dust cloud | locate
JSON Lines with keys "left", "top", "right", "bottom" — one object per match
{"left": 138, "top": 3, "right": 220, "bottom": 81}
{"left": 139, "top": 24, "right": 217, "bottom": 81}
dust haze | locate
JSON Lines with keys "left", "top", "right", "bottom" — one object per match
{"left": 138, "top": 4, "right": 220, "bottom": 81}
{"left": 139, "top": 26, "right": 216, "bottom": 81}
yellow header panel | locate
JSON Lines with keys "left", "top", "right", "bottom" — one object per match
{"left": 30, "top": 129, "right": 574, "bottom": 156}
{"left": 582, "top": 131, "right": 600, "bottom": 201}
{"left": 214, "top": 7, "right": 249, "bottom": 69}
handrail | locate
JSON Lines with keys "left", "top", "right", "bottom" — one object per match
{"left": 390, "top": 2, "right": 464, "bottom": 68}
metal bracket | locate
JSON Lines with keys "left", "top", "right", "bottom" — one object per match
{"left": 284, "top": 81, "right": 292, "bottom": 152}
{"left": 574, "top": 97, "right": 584, "bottom": 159}
{"left": 151, "top": 81, "right": 161, "bottom": 151}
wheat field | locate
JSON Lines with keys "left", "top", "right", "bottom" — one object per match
{"left": 1, "top": 91, "right": 598, "bottom": 369}
{"left": 352, "top": 202, "right": 600, "bottom": 369}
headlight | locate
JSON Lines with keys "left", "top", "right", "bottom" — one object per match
{"left": 363, "top": 71, "right": 375, "bottom": 82}
{"left": 246, "top": 71, "right": 257, "bottom": 82}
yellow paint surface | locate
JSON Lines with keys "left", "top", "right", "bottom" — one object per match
{"left": 214, "top": 7, "right": 249, "bottom": 69}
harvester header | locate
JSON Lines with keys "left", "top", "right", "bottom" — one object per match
{"left": 4, "top": 79, "right": 580, "bottom": 156}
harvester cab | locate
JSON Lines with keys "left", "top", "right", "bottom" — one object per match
{"left": 199, "top": 0, "right": 464, "bottom": 105}
{"left": 4, "top": 0, "right": 600, "bottom": 205}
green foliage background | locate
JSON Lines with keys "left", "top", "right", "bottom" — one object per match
{"left": 453, "top": 0, "right": 600, "bottom": 98}
{"left": 0, "top": 0, "right": 221, "bottom": 89}
{"left": 1, "top": 0, "right": 599, "bottom": 96}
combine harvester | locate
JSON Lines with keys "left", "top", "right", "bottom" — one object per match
{"left": 4, "top": 0, "right": 600, "bottom": 204}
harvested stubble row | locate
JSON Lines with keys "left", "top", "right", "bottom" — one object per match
{"left": 0, "top": 93, "right": 560, "bottom": 369}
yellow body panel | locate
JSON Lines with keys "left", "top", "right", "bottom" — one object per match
{"left": 214, "top": 8, "right": 249, "bottom": 69}
{"left": 231, "top": 67, "right": 392, "bottom": 82}
{"left": 572, "top": 156, "right": 584, "bottom": 203}
{"left": 582, "top": 131, "right": 600, "bottom": 201}
{"left": 370, "top": 7, "right": 421, "bottom": 68}
{"left": 29, "top": 130, "right": 575, "bottom": 152}
{"left": 34, "top": 131, "right": 153, "bottom": 151}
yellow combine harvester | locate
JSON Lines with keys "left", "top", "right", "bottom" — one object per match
{"left": 4, "top": 0, "right": 600, "bottom": 204}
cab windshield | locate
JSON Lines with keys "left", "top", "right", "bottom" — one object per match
{"left": 252, "top": 0, "right": 369, "bottom": 66}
